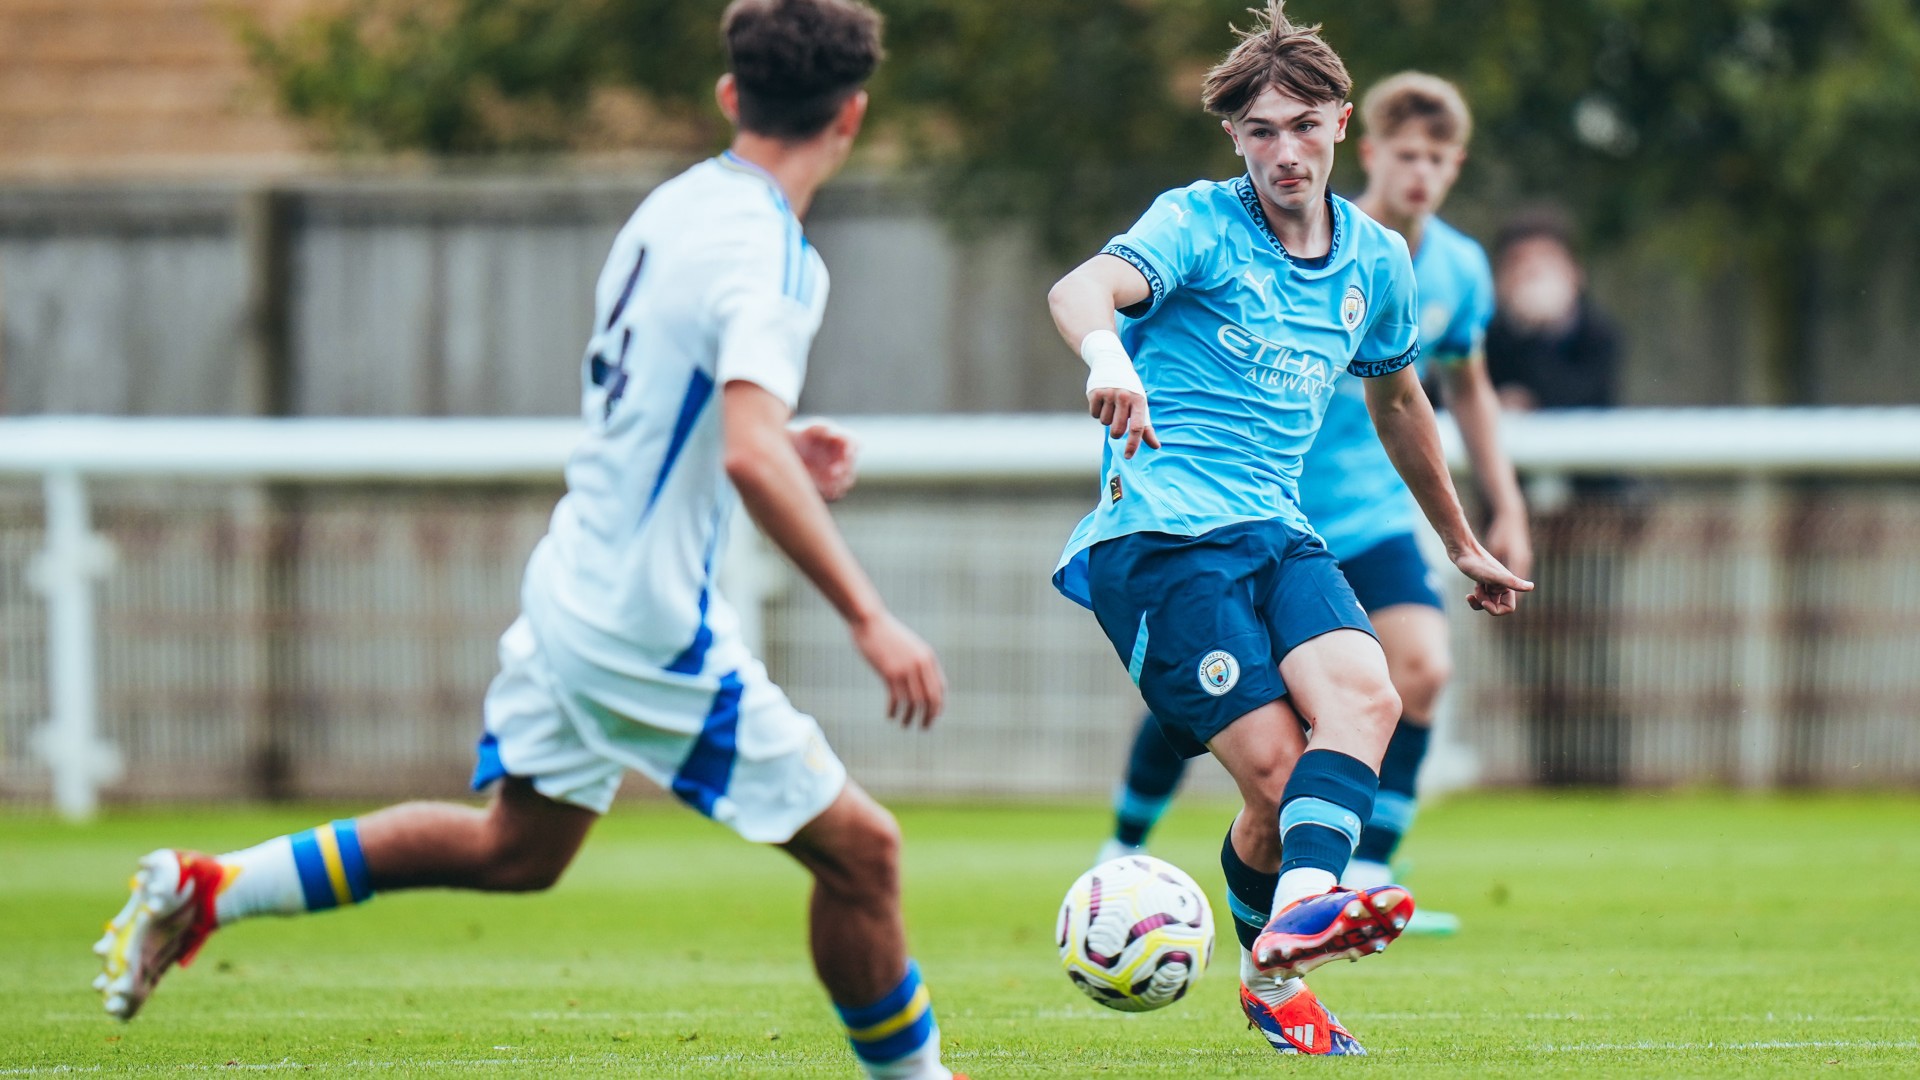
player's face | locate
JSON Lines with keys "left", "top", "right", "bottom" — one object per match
{"left": 1362, "top": 128, "right": 1465, "bottom": 221}
{"left": 1223, "top": 88, "right": 1350, "bottom": 214}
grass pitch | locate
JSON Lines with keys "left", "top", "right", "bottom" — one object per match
{"left": 4, "top": 792, "right": 1918, "bottom": 1077}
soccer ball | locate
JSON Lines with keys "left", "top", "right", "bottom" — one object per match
{"left": 1056, "top": 855, "right": 1214, "bottom": 1012}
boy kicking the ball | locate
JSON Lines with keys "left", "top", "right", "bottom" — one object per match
{"left": 94, "top": 3, "right": 960, "bottom": 1077}
{"left": 1046, "top": 2, "right": 1529, "bottom": 1056}
{"left": 1100, "top": 72, "right": 1533, "bottom": 939}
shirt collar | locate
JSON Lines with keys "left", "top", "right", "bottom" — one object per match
{"left": 1233, "top": 174, "right": 1341, "bottom": 270}
{"left": 716, "top": 151, "right": 795, "bottom": 217}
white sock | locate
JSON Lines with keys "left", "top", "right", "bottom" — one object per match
{"left": 211, "top": 837, "right": 307, "bottom": 925}
{"left": 1239, "top": 947, "right": 1305, "bottom": 1007}
{"left": 1273, "top": 867, "right": 1337, "bottom": 913}
{"left": 862, "top": 1029, "right": 950, "bottom": 1080}
{"left": 1342, "top": 859, "right": 1392, "bottom": 891}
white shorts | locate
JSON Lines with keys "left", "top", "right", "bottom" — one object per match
{"left": 472, "top": 616, "right": 847, "bottom": 844}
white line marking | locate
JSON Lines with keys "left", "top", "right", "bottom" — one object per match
{"left": 0, "top": 1059, "right": 639, "bottom": 1076}
{"left": 1536, "top": 1040, "right": 1920, "bottom": 1053}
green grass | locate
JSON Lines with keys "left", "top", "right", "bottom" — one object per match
{"left": 3, "top": 792, "right": 1918, "bottom": 1076}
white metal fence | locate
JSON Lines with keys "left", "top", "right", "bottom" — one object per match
{"left": 4, "top": 409, "right": 1920, "bottom": 819}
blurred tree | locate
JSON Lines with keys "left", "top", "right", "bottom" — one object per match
{"left": 244, "top": 0, "right": 1920, "bottom": 399}
{"left": 238, "top": 0, "right": 609, "bottom": 152}
{"left": 875, "top": 0, "right": 1235, "bottom": 251}
{"left": 1311, "top": 0, "right": 1920, "bottom": 401}
{"left": 241, "top": 0, "right": 1239, "bottom": 250}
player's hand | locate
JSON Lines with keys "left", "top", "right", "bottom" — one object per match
{"left": 1483, "top": 510, "right": 1534, "bottom": 581}
{"left": 1451, "top": 544, "right": 1534, "bottom": 616}
{"left": 850, "top": 610, "right": 947, "bottom": 728}
{"left": 790, "top": 420, "right": 860, "bottom": 503}
{"left": 1088, "top": 387, "right": 1161, "bottom": 460}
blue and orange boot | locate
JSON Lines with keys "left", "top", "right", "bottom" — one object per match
{"left": 93, "top": 849, "right": 228, "bottom": 1020}
{"left": 1252, "top": 885, "right": 1415, "bottom": 978}
{"left": 1239, "top": 981, "right": 1365, "bottom": 1056}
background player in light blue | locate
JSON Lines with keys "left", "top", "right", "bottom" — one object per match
{"left": 1100, "top": 73, "right": 1533, "bottom": 938}
{"left": 1047, "top": 2, "right": 1530, "bottom": 1056}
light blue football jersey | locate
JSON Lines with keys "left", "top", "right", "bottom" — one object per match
{"left": 1295, "top": 215, "right": 1494, "bottom": 560}
{"left": 1052, "top": 176, "right": 1420, "bottom": 609}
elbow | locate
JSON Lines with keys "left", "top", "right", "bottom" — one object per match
{"left": 1390, "top": 380, "right": 1426, "bottom": 415}
{"left": 1366, "top": 390, "right": 1411, "bottom": 424}
{"left": 723, "top": 441, "right": 770, "bottom": 493}
{"left": 1047, "top": 273, "right": 1092, "bottom": 332}
{"left": 1046, "top": 278, "right": 1075, "bottom": 325}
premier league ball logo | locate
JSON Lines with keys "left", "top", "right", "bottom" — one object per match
{"left": 1198, "top": 650, "right": 1240, "bottom": 697}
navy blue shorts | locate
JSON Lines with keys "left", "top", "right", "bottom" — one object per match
{"left": 1086, "top": 520, "right": 1373, "bottom": 759}
{"left": 1339, "top": 533, "right": 1446, "bottom": 613}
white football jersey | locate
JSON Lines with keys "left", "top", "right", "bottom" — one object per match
{"left": 522, "top": 153, "right": 829, "bottom": 682}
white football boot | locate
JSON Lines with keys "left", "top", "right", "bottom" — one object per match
{"left": 94, "top": 849, "right": 227, "bottom": 1020}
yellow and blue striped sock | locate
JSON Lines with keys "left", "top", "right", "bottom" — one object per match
{"left": 834, "top": 960, "right": 949, "bottom": 1080}
{"left": 213, "top": 820, "right": 374, "bottom": 925}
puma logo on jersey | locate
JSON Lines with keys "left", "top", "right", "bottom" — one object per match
{"left": 1241, "top": 269, "right": 1274, "bottom": 301}
{"left": 1165, "top": 203, "right": 1192, "bottom": 224}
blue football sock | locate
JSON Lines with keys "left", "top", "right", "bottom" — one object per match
{"left": 1219, "top": 829, "right": 1278, "bottom": 952}
{"left": 1278, "top": 749, "right": 1378, "bottom": 885}
{"left": 836, "top": 960, "right": 942, "bottom": 1079}
{"left": 1354, "top": 719, "right": 1429, "bottom": 865}
{"left": 1113, "top": 713, "right": 1187, "bottom": 847}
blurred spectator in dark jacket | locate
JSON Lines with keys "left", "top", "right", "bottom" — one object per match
{"left": 1486, "top": 209, "right": 1620, "bottom": 413}
{"left": 1485, "top": 206, "right": 1636, "bottom": 787}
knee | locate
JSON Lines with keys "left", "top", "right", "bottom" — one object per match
{"left": 478, "top": 828, "right": 574, "bottom": 893}
{"left": 1346, "top": 678, "right": 1403, "bottom": 743}
{"left": 817, "top": 802, "right": 902, "bottom": 903}
{"left": 1237, "top": 742, "right": 1300, "bottom": 810}
{"left": 1393, "top": 649, "right": 1452, "bottom": 719}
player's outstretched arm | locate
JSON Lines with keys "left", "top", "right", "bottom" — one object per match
{"left": 723, "top": 381, "right": 946, "bottom": 726}
{"left": 1439, "top": 356, "right": 1532, "bottom": 579}
{"left": 1047, "top": 255, "right": 1161, "bottom": 459}
{"left": 1362, "top": 365, "right": 1534, "bottom": 616}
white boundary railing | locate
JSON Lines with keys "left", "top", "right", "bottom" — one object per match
{"left": 5, "top": 407, "right": 1920, "bottom": 817}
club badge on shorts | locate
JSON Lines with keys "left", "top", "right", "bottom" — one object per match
{"left": 1198, "top": 650, "right": 1240, "bottom": 697}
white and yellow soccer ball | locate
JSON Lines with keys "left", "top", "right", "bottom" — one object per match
{"left": 1057, "top": 855, "right": 1214, "bottom": 1012}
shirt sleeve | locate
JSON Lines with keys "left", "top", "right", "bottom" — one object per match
{"left": 1099, "top": 187, "right": 1208, "bottom": 320}
{"left": 708, "top": 211, "right": 822, "bottom": 410}
{"left": 1349, "top": 236, "right": 1421, "bottom": 377}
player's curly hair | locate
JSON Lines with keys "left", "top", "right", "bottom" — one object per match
{"left": 722, "top": 0, "right": 884, "bottom": 140}
{"left": 1201, "top": 1, "right": 1352, "bottom": 120}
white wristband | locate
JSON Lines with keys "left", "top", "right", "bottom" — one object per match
{"left": 1080, "top": 329, "right": 1144, "bottom": 396}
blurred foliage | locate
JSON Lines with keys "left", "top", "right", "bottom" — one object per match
{"left": 874, "top": 0, "right": 1235, "bottom": 251}
{"left": 1310, "top": 0, "right": 1920, "bottom": 399}
{"left": 238, "top": 0, "right": 608, "bottom": 152}
{"left": 240, "top": 0, "right": 1240, "bottom": 249}
{"left": 245, "top": 0, "right": 1920, "bottom": 398}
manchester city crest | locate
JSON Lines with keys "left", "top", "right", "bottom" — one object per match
{"left": 1341, "top": 284, "right": 1367, "bottom": 330}
{"left": 1198, "top": 649, "right": 1240, "bottom": 697}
